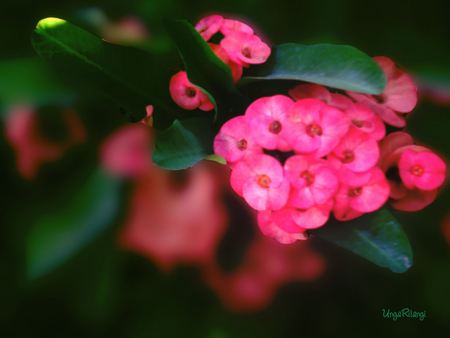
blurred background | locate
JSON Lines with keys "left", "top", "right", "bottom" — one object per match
{"left": 1, "top": 0, "right": 450, "bottom": 336}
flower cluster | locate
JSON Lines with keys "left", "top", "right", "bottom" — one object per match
{"left": 214, "top": 57, "right": 447, "bottom": 243}
{"left": 169, "top": 15, "right": 271, "bottom": 111}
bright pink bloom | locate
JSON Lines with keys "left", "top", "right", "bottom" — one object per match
{"left": 398, "top": 149, "right": 446, "bottom": 190}
{"left": 344, "top": 104, "right": 385, "bottom": 140}
{"left": 195, "top": 15, "right": 223, "bottom": 41}
{"left": 208, "top": 43, "right": 243, "bottom": 83}
{"left": 244, "top": 95, "right": 294, "bottom": 151}
{"left": 100, "top": 123, "right": 152, "bottom": 177}
{"left": 289, "top": 84, "right": 353, "bottom": 110}
{"left": 333, "top": 167, "right": 390, "bottom": 221}
{"left": 214, "top": 116, "right": 262, "bottom": 163}
{"left": 119, "top": 161, "right": 227, "bottom": 272}
{"left": 230, "top": 154, "right": 290, "bottom": 210}
{"left": 284, "top": 155, "right": 338, "bottom": 209}
{"left": 257, "top": 210, "right": 307, "bottom": 244}
{"left": 169, "top": 71, "right": 214, "bottom": 111}
{"left": 284, "top": 99, "right": 350, "bottom": 156}
{"left": 220, "top": 18, "right": 254, "bottom": 35}
{"left": 5, "top": 105, "right": 86, "bottom": 180}
{"left": 220, "top": 31, "right": 271, "bottom": 67}
{"left": 346, "top": 56, "right": 418, "bottom": 127}
{"left": 331, "top": 128, "right": 379, "bottom": 173}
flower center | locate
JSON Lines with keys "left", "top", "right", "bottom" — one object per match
{"left": 342, "top": 150, "right": 355, "bottom": 163}
{"left": 258, "top": 174, "right": 271, "bottom": 188}
{"left": 295, "top": 208, "right": 307, "bottom": 213}
{"left": 352, "top": 119, "right": 364, "bottom": 128}
{"left": 306, "top": 124, "right": 323, "bottom": 137}
{"left": 348, "top": 187, "right": 362, "bottom": 197}
{"left": 300, "top": 170, "right": 315, "bottom": 186}
{"left": 269, "top": 120, "right": 282, "bottom": 134}
{"left": 410, "top": 164, "right": 424, "bottom": 177}
{"left": 241, "top": 47, "right": 251, "bottom": 58}
{"left": 186, "top": 87, "right": 197, "bottom": 98}
{"left": 237, "top": 139, "right": 247, "bottom": 151}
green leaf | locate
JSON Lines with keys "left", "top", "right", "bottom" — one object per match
{"left": 152, "top": 117, "right": 217, "bottom": 170}
{"left": 309, "top": 208, "right": 413, "bottom": 273}
{"left": 31, "top": 17, "right": 189, "bottom": 129}
{"left": 0, "top": 57, "right": 74, "bottom": 113}
{"left": 26, "top": 168, "right": 122, "bottom": 279}
{"left": 240, "top": 43, "right": 386, "bottom": 94}
{"left": 162, "top": 18, "right": 250, "bottom": 122}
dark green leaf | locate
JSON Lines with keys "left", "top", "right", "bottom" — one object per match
{"left": 162, "top": 18, "right": 250, "bottom": 123}
{"left": 31, "top": 17, "right": 189, "bottom": 129}
{"left": 26, "top": 168, "right": 122, "bottom": 279}
{"left": 0, "top": 57, "right": 74, "bottom": 113}
{"left": 309, "top": 208, "right": 413, "bottom": 273}
{"left": 152, "top": 117, "right": 217, "bottom": 170}
{"left": 240, "top": 43, "right": 386, "bottom": 94}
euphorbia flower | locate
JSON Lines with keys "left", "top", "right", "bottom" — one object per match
{"left": 284, "top": 99, "right": 350, "bottom": 157}
{"left": 398, "top": 149, "right": 446, "bottom": 190}
{"left": 289, "top": 84, "right": 353, "bottom": 110}
{"left": 169, "top": 71, "right": 214, "bottom": 111}
{"left": 344, "top": 104, "right": 385, "bottom": 140}
{"left": 208, "top": 43, "right": 243, "bottom": 83}
{"left": 284, "top": 155, "right": 338, "bottom": 209}
{"left": 5, "top": 105, "right": 86, "bottom": 180}
{"left": 220, "top": 18, "right": 254, "bottom": 35}
{"left": 100, "top": 123, "right": 152, "bottom": 177}
{"left": 220, "top": 31, "right": 271, "bottom": 67}
{"left": 195, "top": 15, "right": 223, "bottom": 41}
{"left": 257, "top": 210, "right": 307, "bottom": 244}
{"left": 244, "top": 95, "right": 294, "bottom": 151}
{"left": 346, "top": 56, "right": 418, "bottom": 127}
{"left": 333, "top": 167, "right": 390, "bottom": 221}
{"left": 230, "top": 154, "right": 290, "bottom": 210}
{"left": 214, "top": 116, "right": 262, "bottom": 163}
{"left": 330, "top": 128, "right": 379, "bottom": 173}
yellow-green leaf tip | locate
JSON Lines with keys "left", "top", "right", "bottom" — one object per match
{"left": 36, "top": 17, "right": 67, "bottom": 30}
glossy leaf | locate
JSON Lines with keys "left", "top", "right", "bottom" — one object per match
{"left": 240, "top": 43, "right": 386, "bottom": 94}
{"left": 162, "top": 18, "right": 250, "bottom": 122}
{"left": 152, "top": 117, "right": 217, "bottom": 170}
{"left": 31, "top": 17, "right": 189, "bottom": 129}
{"left": 309, "top": 208, "right": 413, "bottom": 273}
{"left": 26, "top": 168, "right": 122, "bottom": 279}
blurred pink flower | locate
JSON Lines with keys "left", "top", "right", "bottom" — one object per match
{"left": 4, "top": 105, "right": 86, "bottom": 180}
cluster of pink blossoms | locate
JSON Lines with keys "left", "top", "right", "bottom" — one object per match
{"left": 169, "top": 15, "right": 271, "bottom": 111}
{"left": 214, "top": 56, "right": 447, "bottom": 244}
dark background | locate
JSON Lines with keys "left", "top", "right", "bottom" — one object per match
{"left": 1, "top": 0, "right": 449, "bottom": 336}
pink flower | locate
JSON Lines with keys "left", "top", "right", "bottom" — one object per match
{"left": 230, "top": 154, "right": 290, "bottom": 210}
{"left": 169, "top": 71, "right": 214, "bottom": 111}
{"left": 331, "top": 128, "right": 379, "bottom": 173}
{"left": 214, "top": 116, "right": 262, "bottom": 163}
{"left": 244, "top": 95, "right": 294, "bottom": 151}
{"left": 220, "top": 31, "right": 271, "bottom": 67}
{"left": 195, "top": 15, "right": 223, "bottom": 41}
{"left": 344, "top": 104, "right": 385, "bottom": 140}
{"left": 220, "top": 18, "right": 254, "bottom": 35}
{"left": 398, "top": 149, "right": 446, "bottom": 190}
{"left": 284, "top": 99, "right": 350, "bottom": 156}
{"left": 257, "top": 210, "right": 307, "bottom": 244}
{"left": 4, "top": 105, "right": 86, "bottom": 180}
{"left": 289, "top": 84, "right": 353, "bottom": 110}
{"left": 100, "top": 124, "right": 153, "bottom": 178}
{"left": 333, "top": 167, "right": 390, "bottom": 221}
{"left": 284, "top": 155, "right": 338, "bottom": 209}
{"left": 141, "top": 105, "right": 153, "bottom": 126}
{"left": 208, "top": 43, "right": 243, "bottom": 83}
{"left": 346, "top": 56, "right": 418, "bottom": 127}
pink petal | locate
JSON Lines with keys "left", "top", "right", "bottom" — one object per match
{"left": 249, "top": 114, "right": 291, "bottom": 151}
{"left": 245, "top": 95, "right": 294, "bottom": 124}
{"left": 291, "top": 199, "right": 333, "bottom": 229}
{"left": 257, "top": 211, "right": 306, "bottom": 244}
{"left": 220, "top": 18, "right": 254, "bottom": 35}
{"left": 288, "top": 84, "right": 331, "bottom": 102}
{"left": 344, "top": 104, "right": 385, "bottom": 140}
{"left": 351, "top": 168, "right": 390, "bottom": 212}
{"left": 288, "top": 186, "right": 315, "bottom": 209}
{"left": 195, "top": 15, "right": 223, "bottom": 41}
{"left": 221, "top": 31, "right": 271, "bottom": 66}
{"left": 329, "top": 93, "right": 354, "bottom": 110}
{"left": 230, "top": 159, "right": 254, "bottom": 196}
{"left": 389, "top": 188, "right": 438, "bottom": 211}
